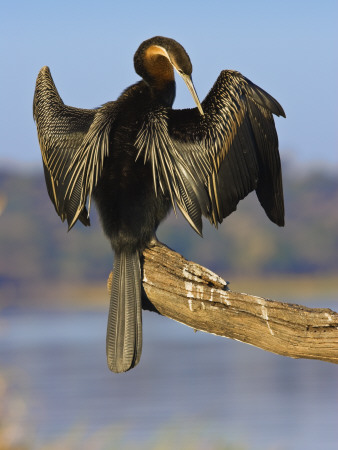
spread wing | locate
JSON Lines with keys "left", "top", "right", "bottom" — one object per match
{"left": 33, "top": 66, "right": 117, "bottom": 230}
{"left": 135, "top": 70, "right": 285, "bottom": 234}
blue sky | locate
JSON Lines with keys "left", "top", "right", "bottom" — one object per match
{"left": 1, "top": 0, "right": 337, "bottom": 170}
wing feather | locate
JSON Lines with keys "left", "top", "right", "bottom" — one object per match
{"left": 135, "top": 109, "right": 210, "bottom": 234}
{"left": 33, "top": 66, "right": 117, "bottom": 229}
{"left": 135, "top": 70, "right": 285, "bottom": 232}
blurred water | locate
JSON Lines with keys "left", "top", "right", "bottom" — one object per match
{"left": 0, "top": 303, "right": 337, "bottom": 449}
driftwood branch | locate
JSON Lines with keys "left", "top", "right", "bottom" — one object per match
{"left": 138, "top": 242, "right": 338, "bottom": 364}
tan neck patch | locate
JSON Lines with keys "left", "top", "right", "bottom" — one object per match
{"left": 145, "top": 45, "right": 170, "bottom": 60}
{"left": 144, "top": 45, "right": 174, "bottom": 85}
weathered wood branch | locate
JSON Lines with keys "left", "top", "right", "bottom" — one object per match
{"left": 138, "top": 242, "right": 338, "bottom": 364}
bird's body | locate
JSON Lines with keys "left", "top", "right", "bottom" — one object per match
{"left": 91, "top": 84, "right": 173, "bottom": 372}
{"left": 93, "top": 82, "right": 172, "bottom": 252}
{"left": 33, "top": 36, "right": 285, "bottom": 373}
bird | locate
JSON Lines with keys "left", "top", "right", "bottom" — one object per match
{"left": 33, "top": 36, "right": 285, "bottom": 373}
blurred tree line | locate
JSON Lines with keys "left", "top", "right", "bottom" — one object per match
{"left": 0, "top": 166, "right": 337, "bottom": 289}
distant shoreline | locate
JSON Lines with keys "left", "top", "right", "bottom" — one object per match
{"left": 1, "top": 273, "right": 337, "bottom": 310}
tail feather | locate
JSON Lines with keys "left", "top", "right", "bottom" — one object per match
{"left": 106, "top": 251, "right": 142, "bottom": 373}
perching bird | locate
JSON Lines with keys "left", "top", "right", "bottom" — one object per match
{"left": 33, "top": 36, "right": 285, "bottom": 373}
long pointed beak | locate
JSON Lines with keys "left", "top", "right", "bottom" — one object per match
{"left": 180, "top": 73, "right": 204, "bottom": 116}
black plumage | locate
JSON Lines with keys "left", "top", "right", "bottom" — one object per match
{"left": 33, "top": 36, "right": 285, "bottom": 373}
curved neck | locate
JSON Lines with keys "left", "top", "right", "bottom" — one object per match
{"left": 152, "top": 80, "right": 176, "bottom": 108}
{"left": 134, "top": 44, "right": 176, "bottom": 107}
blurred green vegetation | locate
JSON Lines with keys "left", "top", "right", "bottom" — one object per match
{"left": 0, "top": 167, "right": 337, "bottom": 293}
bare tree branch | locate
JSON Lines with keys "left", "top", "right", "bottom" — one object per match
{"left": 137, "top": 242, "right": 338, "bottom": 364}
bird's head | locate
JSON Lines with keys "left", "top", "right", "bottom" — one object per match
{"left": 134, "top": 36, "right": 204, "bottom": 115}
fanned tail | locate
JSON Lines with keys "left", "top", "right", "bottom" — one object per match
{"left": 106, "top": 251, "right": 142, "bottom": 373}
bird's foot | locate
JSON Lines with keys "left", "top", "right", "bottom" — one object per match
{"left": 148, "top": 234, "right": 164, "bottom": 248}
